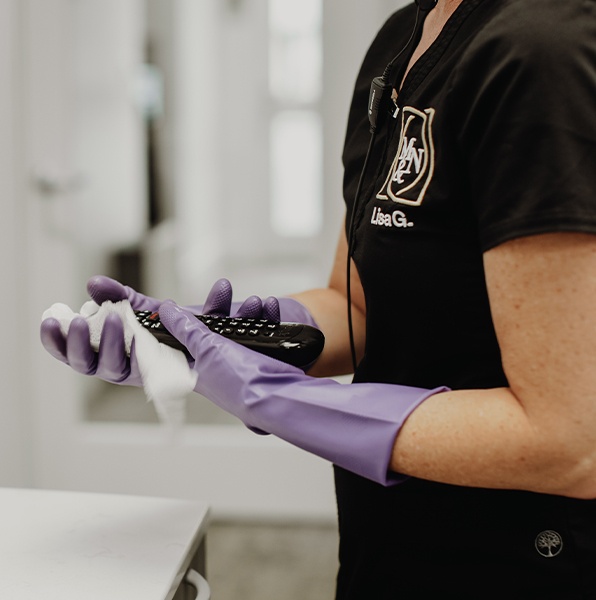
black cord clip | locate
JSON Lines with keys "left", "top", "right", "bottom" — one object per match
{"left": 367, "top": 76, "right": 393, "bottom": 133}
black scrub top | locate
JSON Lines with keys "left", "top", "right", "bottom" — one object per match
{"left": 336, "top": 1, "right": 596, "bottom": 598}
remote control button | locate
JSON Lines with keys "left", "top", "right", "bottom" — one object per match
{"left": 236, "top": 328, "right": 247, "bottom": 335}
{"left": 276, "top": 326, "right": 295, "bottom": 338}
{"left": 248, "top": 329, "right": 259, "bottom": 336}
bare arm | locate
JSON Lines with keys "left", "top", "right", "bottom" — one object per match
{"left": 391, "top": 232, "right": 596, "bottom": 499}
{"left": 290, "top": 218, "right": 366, "bottom": 377}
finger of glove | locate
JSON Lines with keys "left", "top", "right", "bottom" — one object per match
{"left": 202, "top": 278, "right": 233, "bottom": 316}
{"left": 95, "top": 313, "right": 131, "bottom": 382}
{"left": 40, "top": 318, "right": 68, "bottom": 363}
{"left": 234, "top": 296, "right": 264, "bottom": 319}
{"left": 66, "top": 317, "right": 98, "bottom": 375}
{"left": 159, "top": 301, "right": 214, "bottom": 359}
{"left": 87, "top": 275, "right": 160, "bottom": 311}
{"left": 262, "top": 296, "right": 281, "bottom": 322}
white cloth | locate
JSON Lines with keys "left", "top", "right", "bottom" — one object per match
{"left": 42, "top": 300, "right": 198, "bottom": 427}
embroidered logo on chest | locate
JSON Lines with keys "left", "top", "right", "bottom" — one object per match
{"left": 376, "top": 106, "right": 436, "bottom": 206}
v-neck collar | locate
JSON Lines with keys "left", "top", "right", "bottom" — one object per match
{"left": 393, "top": 0, "right": 485, "bottom": 107}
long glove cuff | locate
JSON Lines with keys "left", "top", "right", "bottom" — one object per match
{"left": 159, "top": 301, "right": 448, "bottom": 487}
{"left": 241, "top": 377, "right": 448, "bottom": 486}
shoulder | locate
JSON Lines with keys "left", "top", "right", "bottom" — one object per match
{"left": 446, "top": 1, "right": 596, "bottom": 253}
{"left": 462, "top": 0, "right": 595, "bottom": 70}
{"left": 449, "top": 0, "right": 596, "bottom": 128}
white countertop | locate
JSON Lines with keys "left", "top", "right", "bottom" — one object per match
{"left": 0, "top": 487, "right": 209, "bottom": 600}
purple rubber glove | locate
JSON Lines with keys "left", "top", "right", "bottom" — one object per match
{"left": 159, "top": 300, "right": 449, "bottom": 486}
{"left": 40, "top": 276, "right": 309, "bottom": 386}
{"left": 85, "top": 275, "right": 285, "bottom": 320}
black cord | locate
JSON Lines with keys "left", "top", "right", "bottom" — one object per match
{"left": 382, "top": 7, "right": 421, "bottom": 81}
{"left": 346, "top": 131, "right": 377, "bottom": 371}
{"left": 345, "top": 6, "right": 423, "bottom": 373}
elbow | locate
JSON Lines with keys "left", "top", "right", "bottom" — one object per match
{"left": 540, "top": 443, "right": 596, "bottom": 500}
{"left": 557, "top": 459, "right": 596, "bottom": 500}
{"left": 520, "top": 406, "right": 596, "bottom": 499}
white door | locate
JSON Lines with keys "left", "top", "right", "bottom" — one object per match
{"left": 20, "top": 0, "right": 401, "bottom": 520}
{"left": 21, "top": 0, "right": 337, "bottom": 520}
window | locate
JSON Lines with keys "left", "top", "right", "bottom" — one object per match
{"left": 268, "top": 0, "right": 323, "bottom": 237}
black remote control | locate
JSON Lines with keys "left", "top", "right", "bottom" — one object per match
{"left": 134, "top": 310, "right": 325, "bottom": 369}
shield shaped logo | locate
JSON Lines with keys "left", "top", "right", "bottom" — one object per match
{"left": 376, "top": 106, "right": 435, "bottom": 206}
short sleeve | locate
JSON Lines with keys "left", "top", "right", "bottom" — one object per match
{"left": 451, "top": 1, "right": 596, "bottom": 251}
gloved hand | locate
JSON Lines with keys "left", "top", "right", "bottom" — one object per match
{"left": 40, "top": 276, "right": 314, "bottom": 386}
{"left": 84, "top": 275, "right": 284, "bottom": 320}
{"left": 158, "top": 300, "right": 449, "bottom": 486}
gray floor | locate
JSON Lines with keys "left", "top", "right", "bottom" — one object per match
{"left": 206, "top": 521, "right": 339, "bottom": 600}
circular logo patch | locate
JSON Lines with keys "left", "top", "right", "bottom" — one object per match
{"left": 535, "top": 530, "right": 563, "bottom": 558}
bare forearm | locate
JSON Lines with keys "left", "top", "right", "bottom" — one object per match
{"left": 392, "top": 386, "right": 596, "bottom": 499}
{"left": 289, "top": 287, "right": 365, "bottom": 377}
{"left": 288, "top": 223, "right": 366, "bottom": 377}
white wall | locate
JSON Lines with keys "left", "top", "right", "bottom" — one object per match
{"left": 0, "top": 0, "right": 30, "bottom": 487}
